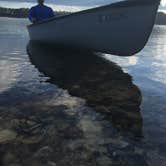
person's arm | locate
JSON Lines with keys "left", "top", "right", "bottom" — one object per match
{"left": 28, "top": 7, "right": 37, "bottom": 23}
{"left": 49, "top": 8, "right": 54, "bottom": 17}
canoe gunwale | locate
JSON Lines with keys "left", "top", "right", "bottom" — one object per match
{"left": 28, "top": 0, "right": 160, "bottom": 28}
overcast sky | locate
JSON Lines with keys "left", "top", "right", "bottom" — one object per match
{"left": 0, "top": 0, "right": 165, "bottom": 11}
{"left": 0, "top": 0, "right": 165, "bottom": 6}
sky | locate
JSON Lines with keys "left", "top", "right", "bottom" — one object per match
{"left": 0, "top": 0, "right": 166, "bottom": 12}
{"left": 161, "top": 0, "right": 166, "bottom": 6}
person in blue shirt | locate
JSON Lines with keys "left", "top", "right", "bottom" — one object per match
{"left": 28, "top": 0, "right": 54, "bottom": 23}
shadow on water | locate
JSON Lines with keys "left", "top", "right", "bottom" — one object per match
{"left": 27, "top": 41, "right": 143, "bottom": 136}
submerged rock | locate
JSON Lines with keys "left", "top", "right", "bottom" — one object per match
{"left": 0, "top": 129, "right": 17, "bottom": 143}
{"left": 0, "top": 42, "right": 145, "bottom": 165}
{"left": 16, "top": 135, "right": 43, "bottom": 144}
{"left": 28, "top": 42, "right": 143, "bottom": 135}
{"left": 3, "top": 152, "right": 20, "bottom": 166}
{"left": 34, "top": 146, "right": 53, "bottom": 158}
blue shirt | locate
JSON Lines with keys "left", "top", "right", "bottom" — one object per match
{"left": 28, "top": 5, "right": 54, "bottom": 23}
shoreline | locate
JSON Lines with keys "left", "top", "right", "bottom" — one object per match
{"left": 0, "top": 7, "right": 71, "bottom": 19}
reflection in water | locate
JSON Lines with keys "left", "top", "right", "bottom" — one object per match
{"left": 27, "top": 41, "right": 143, "bottom": 136}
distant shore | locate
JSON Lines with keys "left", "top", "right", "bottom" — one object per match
{"left": 156, "top": 12, "right": 166, "bottom": 25}
{"left": 0, "top": 7, "right": 166, "bottom": 25}
{"left": 0, "top": 7, "right": 70, "bottom": 18}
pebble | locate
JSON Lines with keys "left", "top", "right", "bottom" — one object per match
{"left": 0, "top": 129, "right": 17, "bottom": 143}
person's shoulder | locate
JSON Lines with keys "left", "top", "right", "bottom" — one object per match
{"left": 30, "top": 5, "right": 39, "bottom": 10}
{"left": 44, "top": 5, "right": 53, "bottom": 10}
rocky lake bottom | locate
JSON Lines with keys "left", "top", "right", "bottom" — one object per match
{"left": 0, "top": 17, "right": 166, "bottom": 166}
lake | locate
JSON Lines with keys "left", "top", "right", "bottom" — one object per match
{"left": 0, "top": 17, "right": 166, "bottom": 166}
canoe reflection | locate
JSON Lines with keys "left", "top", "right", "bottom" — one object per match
{"left": 27, "top": 41, "right": 143, "bottom": 136}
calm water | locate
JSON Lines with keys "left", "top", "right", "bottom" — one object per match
{"left": 0, "top": 17, "right": 166, "bottom": 166}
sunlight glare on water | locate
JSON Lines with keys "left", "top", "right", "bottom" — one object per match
{"left": 0, "top": 18, "right": 29, "bottom": 93}
{"left": 105, "top": 25, "right": 166, "bottom": 85}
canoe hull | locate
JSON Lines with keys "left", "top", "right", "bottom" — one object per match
{"left": 28, "top": 0, "right": 160, "bottom": 56}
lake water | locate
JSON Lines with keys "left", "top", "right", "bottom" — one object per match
{"left": 0, "top": 17, "right": 166, "bottom": 166}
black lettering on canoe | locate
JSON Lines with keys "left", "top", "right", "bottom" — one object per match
{"left": 98, "top": 13, "right": 127, "bottom": 23}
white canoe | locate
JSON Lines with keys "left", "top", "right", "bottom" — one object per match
{"left": 27, "top": 0, "right": 160, "bottom": 56}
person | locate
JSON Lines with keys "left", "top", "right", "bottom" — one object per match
{"left": 28, "top": 0, "right": 54, "bottom": 23}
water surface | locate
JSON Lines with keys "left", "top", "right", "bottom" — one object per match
{"left": 0, "top": 17, "right": 166, "bottom": 166}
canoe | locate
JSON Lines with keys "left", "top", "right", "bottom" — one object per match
{"left": 27, "top": 0, "right": 160, "bottom": 56}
